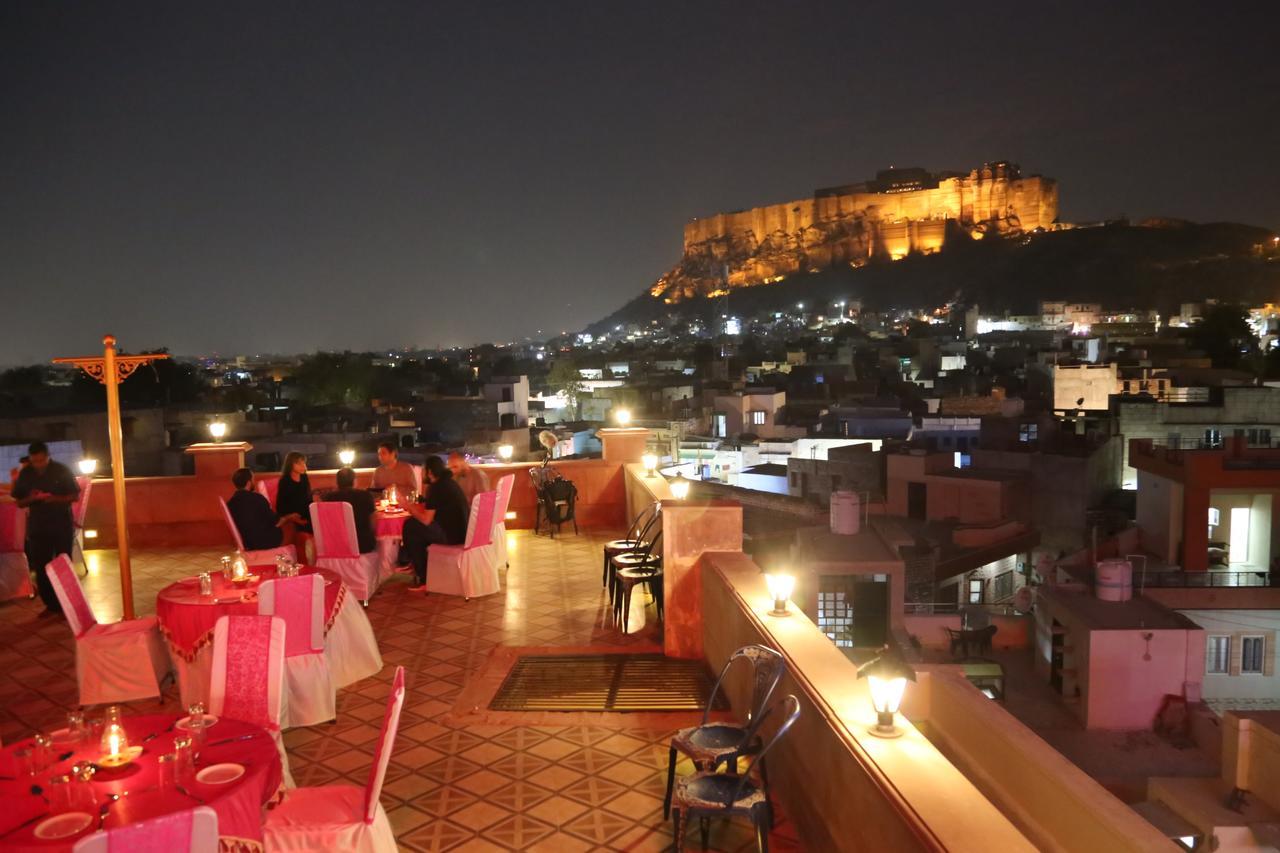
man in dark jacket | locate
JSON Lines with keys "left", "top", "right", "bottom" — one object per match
{"left": 12, "top": 442, "right": 80, "bottom": 615}
{"left": 226, "top": 468, "right": 284, "bottom": 551}
{"left": 324, "top": 467, "right": 377, "bottom": 554}
{"left": 403, "top": 456, "right": 469, "bottom": 592}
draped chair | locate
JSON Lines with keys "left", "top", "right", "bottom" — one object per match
{"left": 0, "top": 502, "right": 33, "bottom": 601}
{"left": 210, "top": 614, "right": 293, "bottom": 788}
{"left": 73, "top": 806, "right": 218, "bottom": 853}
{"left": 491, "top": 474, "right": 515, "bottom": 568}
{"left": 46, "top": 554, "right": 170, "bottom": 706}
{"left": 310, "top": 501, "right": 380, "bottom": 605}
{"left": 259, "top": 575, "right": 336, "bottom": 727}
{"left": 71, "top": 475, "right": 93, "bottom": 575}
{"left": 217, "top": 497, "right": 297, "bottom": 565}
{"left": 424, "top": 491, "right": 500, "bottom": 600}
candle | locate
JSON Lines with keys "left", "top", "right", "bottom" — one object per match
{"left": 108, "top": 731, "right": 120, "bottom": 756}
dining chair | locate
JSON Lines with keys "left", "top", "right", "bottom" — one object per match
{"left": 670, "top": 695, "right": 802, "bottom": 853}
{"left": 603, "top": 501, "right": 661, "bottom": 605}
{"left": 425, "top": 491, "right": 500, "bottom": 600}
{"left": 264, "top": 666, "right": 406, "bottom": 852}
{"left": 259, "top": 574, "right": 336, "bottom": 727}
{"left": 664, "top": 645, "right": 786, "bottom": 820}
{"left": 0, "top": 502, "right": 33, "bottom": 601}
{"left": 45, "top": 554, "right": 171, "bottom": 706}
{"left": 612, "top": 530, "right": 663, "bottom": 632}
{"left": 210, "top": 614, "right": 294, "bottom": 788}
{"left": 70, "top": 475, "right": 93, "bottom": 575}
{"left": 73, "top": 805, "right": 218, "bottom": 853}
{"left": 216, "top": 497, "right": 297, "bottom": 566}
{"left": 311, "top": 501, "right": 380, "bottom": 604}
{"left": 491, "top": 474, "right": 516, "bottom": 568}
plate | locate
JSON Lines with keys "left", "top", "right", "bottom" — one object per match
{"left": 34, "top": 812, "right": 93, "bottom": 839}
{"left": 175, "top": 714, "right": 218, "bottom": 732}
{"left": 196, "top": 762, "right": 245, "bottom": 784}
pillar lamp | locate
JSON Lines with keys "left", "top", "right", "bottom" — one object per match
{"left": 338, "top": 449, "right": 356, "bottom": 466}
{"left": 77, "top": 458, "right": 98, "bottom": 476}
{"left": 857, "top": 649, "right": 917, "bottom": 738}
{"left": 765, "top": 573, "right": 795, "bottom": 616}
{"left": 497, "top": 444, "right": 514, "bottom": 461}
{"left": 208, "top": 420, "right": 227, "bottom": 442}
{"left": 641, "top": 452, "right": 658, "bottom": 477}
{"left": 668, "top": 473, "right": 690, "bottom": 500}
{"left": 614, "top": 407, "right": 632, "bottom": 426}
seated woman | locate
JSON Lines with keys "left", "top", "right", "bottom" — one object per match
{"left": 276, "top": 451, "right": 315, "bottom": 562}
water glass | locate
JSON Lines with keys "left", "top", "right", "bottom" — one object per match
{"left": 66, "top": 711, "right": 86, "bottom": 743}
{"left": 173, "top": 735, "right": 195, "bottom": 779}
{"left": 70, "top": 762, "right": 97, "bottom": 811}
{"left": 14, "top": 747, "right": 37, "bottom": 777}
{"left": 187, "top": 701, "right": 205, "bottom": 720}
{"left": 157, "top": 752, "right": 178, "bottom": 791}
{"left": 199, "top": 572, "right": 213, "bottom": 596}
{"left": 220, "top": 555, "right": 232, "bottom": 579}
{"left": 46, "top": 775, "right": 73, "bottom": 813}
{"left": 32, "top": 733, "right": 53, "bottom": 771}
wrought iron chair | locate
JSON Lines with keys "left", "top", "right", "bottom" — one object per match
{"left": 612, "top": 531, "right": 663, "bottom": 632}
{"left": 664, "top": 644, "right": 786, "bottom": 821}
{"left": 670, "top": 695, "right": 801, "bottom": 853}
{"left": 603, "top": 502, "right": 661, "bottom": 604}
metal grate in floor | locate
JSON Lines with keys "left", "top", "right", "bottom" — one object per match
{"left": 489, "top": 653, "right": 727, "bottom": 712}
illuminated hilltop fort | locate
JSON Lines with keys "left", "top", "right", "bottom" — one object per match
{"left": 650, "top": 161, "right": 1059, "bottom": 303}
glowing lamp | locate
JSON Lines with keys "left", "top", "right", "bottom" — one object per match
{"left": 669, "top": 473, "right": 690, "bottom": 501}
{"left": 77, "top": 458, "right": 98, "bottom": 476}
{"left": 504, "top": 511, "right": 517, "bottom": 521}
{"left": 857, "top": 650, "right": 917, "bottom": 738}
{"left": 497, "top": 444, "right": 514, "bottom": 461}
{"left": 338, "top": 449, "right": 356, "bottom": 466}
{"left": 231, "top": 552, "right": 249, "bottom": 582}
{"left": 765, "top": 573, "right": 795, "bottom": 616}
{"left": 209, "top": 420, "right": 227, "bottom": 441}
{"left": 614, "top": 408, "right": 632, "bottom": 426}
{"left": 641, "top": 453, "right": 658, "bottom": 478}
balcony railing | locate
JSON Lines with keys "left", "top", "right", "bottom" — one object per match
{"left": 904, "top": 601, "right": 1023, "bottom": 616}
{"left": 1140, "top": 571, "right": 1276, "bottom": 588}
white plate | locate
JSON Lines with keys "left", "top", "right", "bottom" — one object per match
{"left": 34, "top": 812, "right": 93, "bottom": 840}
{"left": 175, "top": 714, "right": 218, "bottom": 731}
{"left": 196, "top": 762, "right": 244, "bottom": 784}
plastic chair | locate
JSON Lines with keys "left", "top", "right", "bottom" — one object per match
{"left": 425, "top": 491, "right": 500, "bottom": 600}
{"left": 311, "top": 501, "right": 380, "bottom": 604}
{"left": 73, "top": 805, "right": 218, "bottom": 853}
{"left": 210, "top": 614, "right": 293, "bottom": 788}
{"left": 264, "top": 666, "right": 406, "bottom": 852}
{"left": 491, "top": 474, "right": 515, "bottom": 567}
{"left": 670, "top": 695, "right": 802, "bottom": 853}
{"left": 46, "top": 555, "right": 171, "bottom": 706}
{"left": 70, "top": 475, "right": 93, "bottom": 575}
{"left": 217, "top": 497, "right": 297, "bottom": 565}
{"left": 664, "top": 645, "right": 786, "bottom": 820}
{"left": 259, "top": 575, "right": 336, "bottom": 727}
{"left": 0, "top": 502, "right": 33, "bottom": 600}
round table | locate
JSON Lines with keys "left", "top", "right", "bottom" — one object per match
{"left": 0, "top": 714, "right": 281, "bottom": 852}
{"left": 156, "top": 566, "right": 383, "bottom": 709}
{"left": 375, "top": 509, "right": 408, "bottom": 540}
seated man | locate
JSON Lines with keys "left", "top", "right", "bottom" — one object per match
{"left": 448, "top": 451, "right": 490, "bottom": 507}
{"left": 324, "top": 466, "right": 377, "bottom": 554}
{"left": 371, "top": 440, "right": 418, "bottom": 496}
{"left": 227, "top": 467, "right": 284, "bottom": 551}
{"left": 403, "top": 456, "right": 469, "bottom": 593}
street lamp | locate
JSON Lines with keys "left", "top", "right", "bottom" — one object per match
{"left": 338, "top": 449, "right": 356, "bottom": 466}
{"left": 614, "top": 408, "right": 632, "bottom": 426}
{"left": 669, "top": 473, "right": 690, "bottom": 500}
{"left": 765, "top": 573, "right": 795, "bottom": 616}
{"left": 78, "top": 458, "right": 98, "bottom": 476}
{"left": 857, "top": 649, "right": 917, "bottom": 738}
{"left": 497, "top": 444, "right": 514, "bottom": 461}
{"left": 641, "top": 452, "right": 658, "bottom": 478}
{"left": 208, "top": 420, "right": 227, "bottom": 442}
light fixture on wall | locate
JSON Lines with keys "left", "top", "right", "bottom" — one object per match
{"left": 497, "top": 444, "right": 514, "bottom": 461}
{"left": 338, "top": 449, "right": 356, "bottom": 466}
{"left": 668, "top": 473, "right": 690, "bottom": 500}
{"left": 614, "top": 408, "right": 632, "bottom": 426}
{"left": 765, "top": 573, "right": 795, "bottom": 616}
{"left": 858, "top": 649, "right": 917, "bottom": 738}
{"left": 641, "top": 453, "right": 658, "bottom": 478}
{"left": 77, "top": 458, "right": 98, "bottom": 476}
{"left": 208, "top": 420, "right": 227, "bottom": 442}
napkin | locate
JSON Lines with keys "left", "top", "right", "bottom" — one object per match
{"left": 0, "top": 794, "right": 47, "bottom": 835}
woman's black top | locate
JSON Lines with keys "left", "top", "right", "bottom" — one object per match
{"left": 276, "top": 472, "right": 313, "bottom": 532}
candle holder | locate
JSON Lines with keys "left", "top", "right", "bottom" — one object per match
{"left": 99, "top": 720, "right": 141, "bottom": 767}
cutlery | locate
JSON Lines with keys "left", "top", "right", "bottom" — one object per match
{"left": 97, "top": 793, "right": 120, "bottom": 829}
{"left": 174, "top": 784, "right": 205, "bottom": 804}
{"left": 206, "top": 733, "right": 260, "bottom": 747}
{"left": 143, "top": 719, "right": 178, "bottom": 743}
{"left": 0, "top": 809, "right": 49, "bottom": 839}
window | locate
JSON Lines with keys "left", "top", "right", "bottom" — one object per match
{"left": 992, "top": 571, "right": 1014, "bottom": 602}
{"left": 1204, "top": 428, "right": 1222, "bottom": 448}
{"left": 968, "top": 578, "right": 984, "bottom": 604}
{"left": 818, "top": 579, "right": 855, "bottom": 648}
{"left": 1242, "top": 636, "right": 1265, "bottom": 674}
{"left": 1249, "top": 428, "right": 1272, "bottom": 447}
{"left": 1206, "top": 636, "right": 1230, "bottom": 674}
{"left": 1018, "top": 423, "right": 1038, "bottom": 443}
{"left": 751, "top": 410, "right": 766, "bottom": 426}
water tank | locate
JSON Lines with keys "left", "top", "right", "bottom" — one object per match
{"left": 830, "top": 491, "right": 861, "bottom": 535}
{"left": 1095, "top": 558, "right": 1133, "bottom": 602}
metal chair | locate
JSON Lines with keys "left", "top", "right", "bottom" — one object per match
{"left": 670, "top": 695, "right": 801, "bottom": 853}
{"left": 612, "top": 531, "right": 663, "bottom": 632}
{"left": 664, "top": 645, "right": 786, "bottom": 820}
{"left": 603, "top": 502, "right": 661, "bottom": 603}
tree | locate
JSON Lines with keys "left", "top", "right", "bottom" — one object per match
{"left": 546, "top": 358, "right": 584, "bottom": 419}
{"left": 1186, "top": 304, "right": 1258, "bottom": 369}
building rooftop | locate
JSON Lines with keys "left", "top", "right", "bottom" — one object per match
{"left": 1037, "top": 585, "right": 1199, "bottom": 631}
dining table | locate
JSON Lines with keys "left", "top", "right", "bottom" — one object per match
{"left": 374, "top": 507, "right": 410, "bottom": 578}
{"left": 155, "top": 564, "right": 382, "bottom": 709}
{"left": 0, "top": 713, "right": 281, "bottom": 852}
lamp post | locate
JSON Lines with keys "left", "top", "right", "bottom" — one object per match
{"left": 338, "top": 449, "right": 356, "bottom": 467}
{"left": 208, "top": 420, "right": 227, "bottom": 442}
{"left": 53, "top": 336, "right": 168, "bottom": 620}
{"left": 669, "top": 473, "right": 690, "bottom": 501}
{"left": 641, "top": 452, "right": 658, "bottom": 478}
{"left": 77, "top": 458, "right": 98, "bottom": 476}
{"left": 497, "top": 444, "right": 514, "bottom": 462}
{"left": 614, "top": 408, "right": 632, "bottom": 427}
{"left": 765, "top": 573, "right": 795, "bottom": 616}
{"left": 857, "top": 649, "right": 917, "bottom": 738}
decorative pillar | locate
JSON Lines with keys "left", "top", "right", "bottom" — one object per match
{"left": 185, "top": 442, "right": 253, "bottom": 481}
{"left": 661, "top": 500, "right": 744, "bottom": 659}
{"left": 598, "top": 427, "right": 650, "bottom": 465}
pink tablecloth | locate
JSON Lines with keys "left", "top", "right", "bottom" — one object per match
{"left": 375, "top": 509, "right": 408, "bottom": 539}
{"left": 155, "top": 567, "right": 343, "bottom": 663}
{"left": 0, "top": 713, "right": 281, "bottom": 852}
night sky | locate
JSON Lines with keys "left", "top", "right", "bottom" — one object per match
{"left": 3, "top": 2, "right": 1278, "bottom": 365}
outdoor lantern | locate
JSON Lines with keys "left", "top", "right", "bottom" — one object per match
{"left": 857, "top": 649, "right": 917, "bottom": 738}
{"left": 497, "top": 444, "right": 514, "bottom": 461}
{"left": 338, "top": 449, "right": 356, "bottom": 466}
{"left": 765, "top": 573, "right": 795, "bottom": 616}
{"left": 669, "top": 473, "right": 690, "bottom": 500}
{"left": 208, "top": 420, "right": 227, "bottom": 441}
{"left": 614, "top": 408, "right": 632, "bottom": 426}
{"left": 641, "top": 452, "right": 658, "bottom": 477}
{"left": 77, "top": 458, "right": 98, "bottom": 476}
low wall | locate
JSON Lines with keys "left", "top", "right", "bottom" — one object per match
{"left": 83, "top": 459, "right": 628, "bottom": 549}
{"left": 903, "top": 612, "right": 1031, "bottom": 652}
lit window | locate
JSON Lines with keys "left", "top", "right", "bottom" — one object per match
{"left": 1242, "top": 636, "right": 1265, "bottom": 674}
{"left": 1206, "top": 636, "right": 1230, "bottom": 674}
{"left": 1204, "top": 428, "right": 1222, "bottom": 448}
{"left": 1018, "top": 423, "right": 1038, "bottom": 443}
{"left": 968, "top": 578, "right": 983, "bottom": 604}
{"left": 818, "top": 578, "right": 856, "bottom": 648}
{"left": 751, "top": 410, "right": 766, "bottom": 426}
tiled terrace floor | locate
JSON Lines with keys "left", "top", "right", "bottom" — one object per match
{"left": 0, "top": 531, "right": 802, "bottom": 852}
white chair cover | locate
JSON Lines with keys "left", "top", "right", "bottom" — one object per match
{"left": 259, "top": 575, "right": 336, "bottom": 728}
{"left": 73, "top": 805, "right": 218, "bottom": 853}
{"left": 70, "top": 476, "right": 93, "bottom": 572}
{"left": 310, "top": 502, "right": 380, "bottom": 604}
{"left": 263, "top": 666, "right": 405, "bottom": 853}
{"left": 425, "top": 491, "right": 500, "bottom": 599}
{"left": 46, "top": 555, "right": 170, "bottom": 706}
{"left": 492, "top": 474, "right": 515, "bottom": 568}
{"left": 210, "top": 614, "right": 294, "bottom": 788}
{"left": 257, "top": 476, "right": 280, "bottom": 509}
{"left": 325, "top": 593, "right": 384, "bottom": 688}
{"left": 0, "top": 503, "right": 33, "bottom": 601}
{"left": 411, "top": 464, "right": 424, "bottom": 496}
{"left": 217, "top": 497, "right": 296, "bottom": 565}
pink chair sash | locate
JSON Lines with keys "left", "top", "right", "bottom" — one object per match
{"left": 259, "top": 575, "right": 324, "bottom": 656}
{"left": 257, "top": 477, "right": 280, "bottom": 509}
{"left": 220, "top": 615, "right": 275, "bottom": 728}
{"left": 311, "top": 502, "right": 359, "bottom": 559}
{"left": 105, "top": 807, "right": 194, "bottom": 852}
{"left": 73, "top": 477, "right": 93, "bottom": 529}
{"left": 217, "top": 497, "right": 247, "bottom": 551}
{"left": 466, "top": 491, "right": 497, "bottom": 550}
{"left": 47, "top": 555, "right": 97, "bottom": 637}
{"left": 0, "top": 503, "right": 25, "bottom": 553}
{"left": 364, "top": 666, "right": 406, "bottom": 823}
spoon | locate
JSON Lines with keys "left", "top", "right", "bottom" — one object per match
{"left": 97, "top": 793, "right": 120, "bottom": 829}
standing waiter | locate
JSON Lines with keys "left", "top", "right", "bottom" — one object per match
{"left": 12, "top": 441, "right": 80, "bottom": 616}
